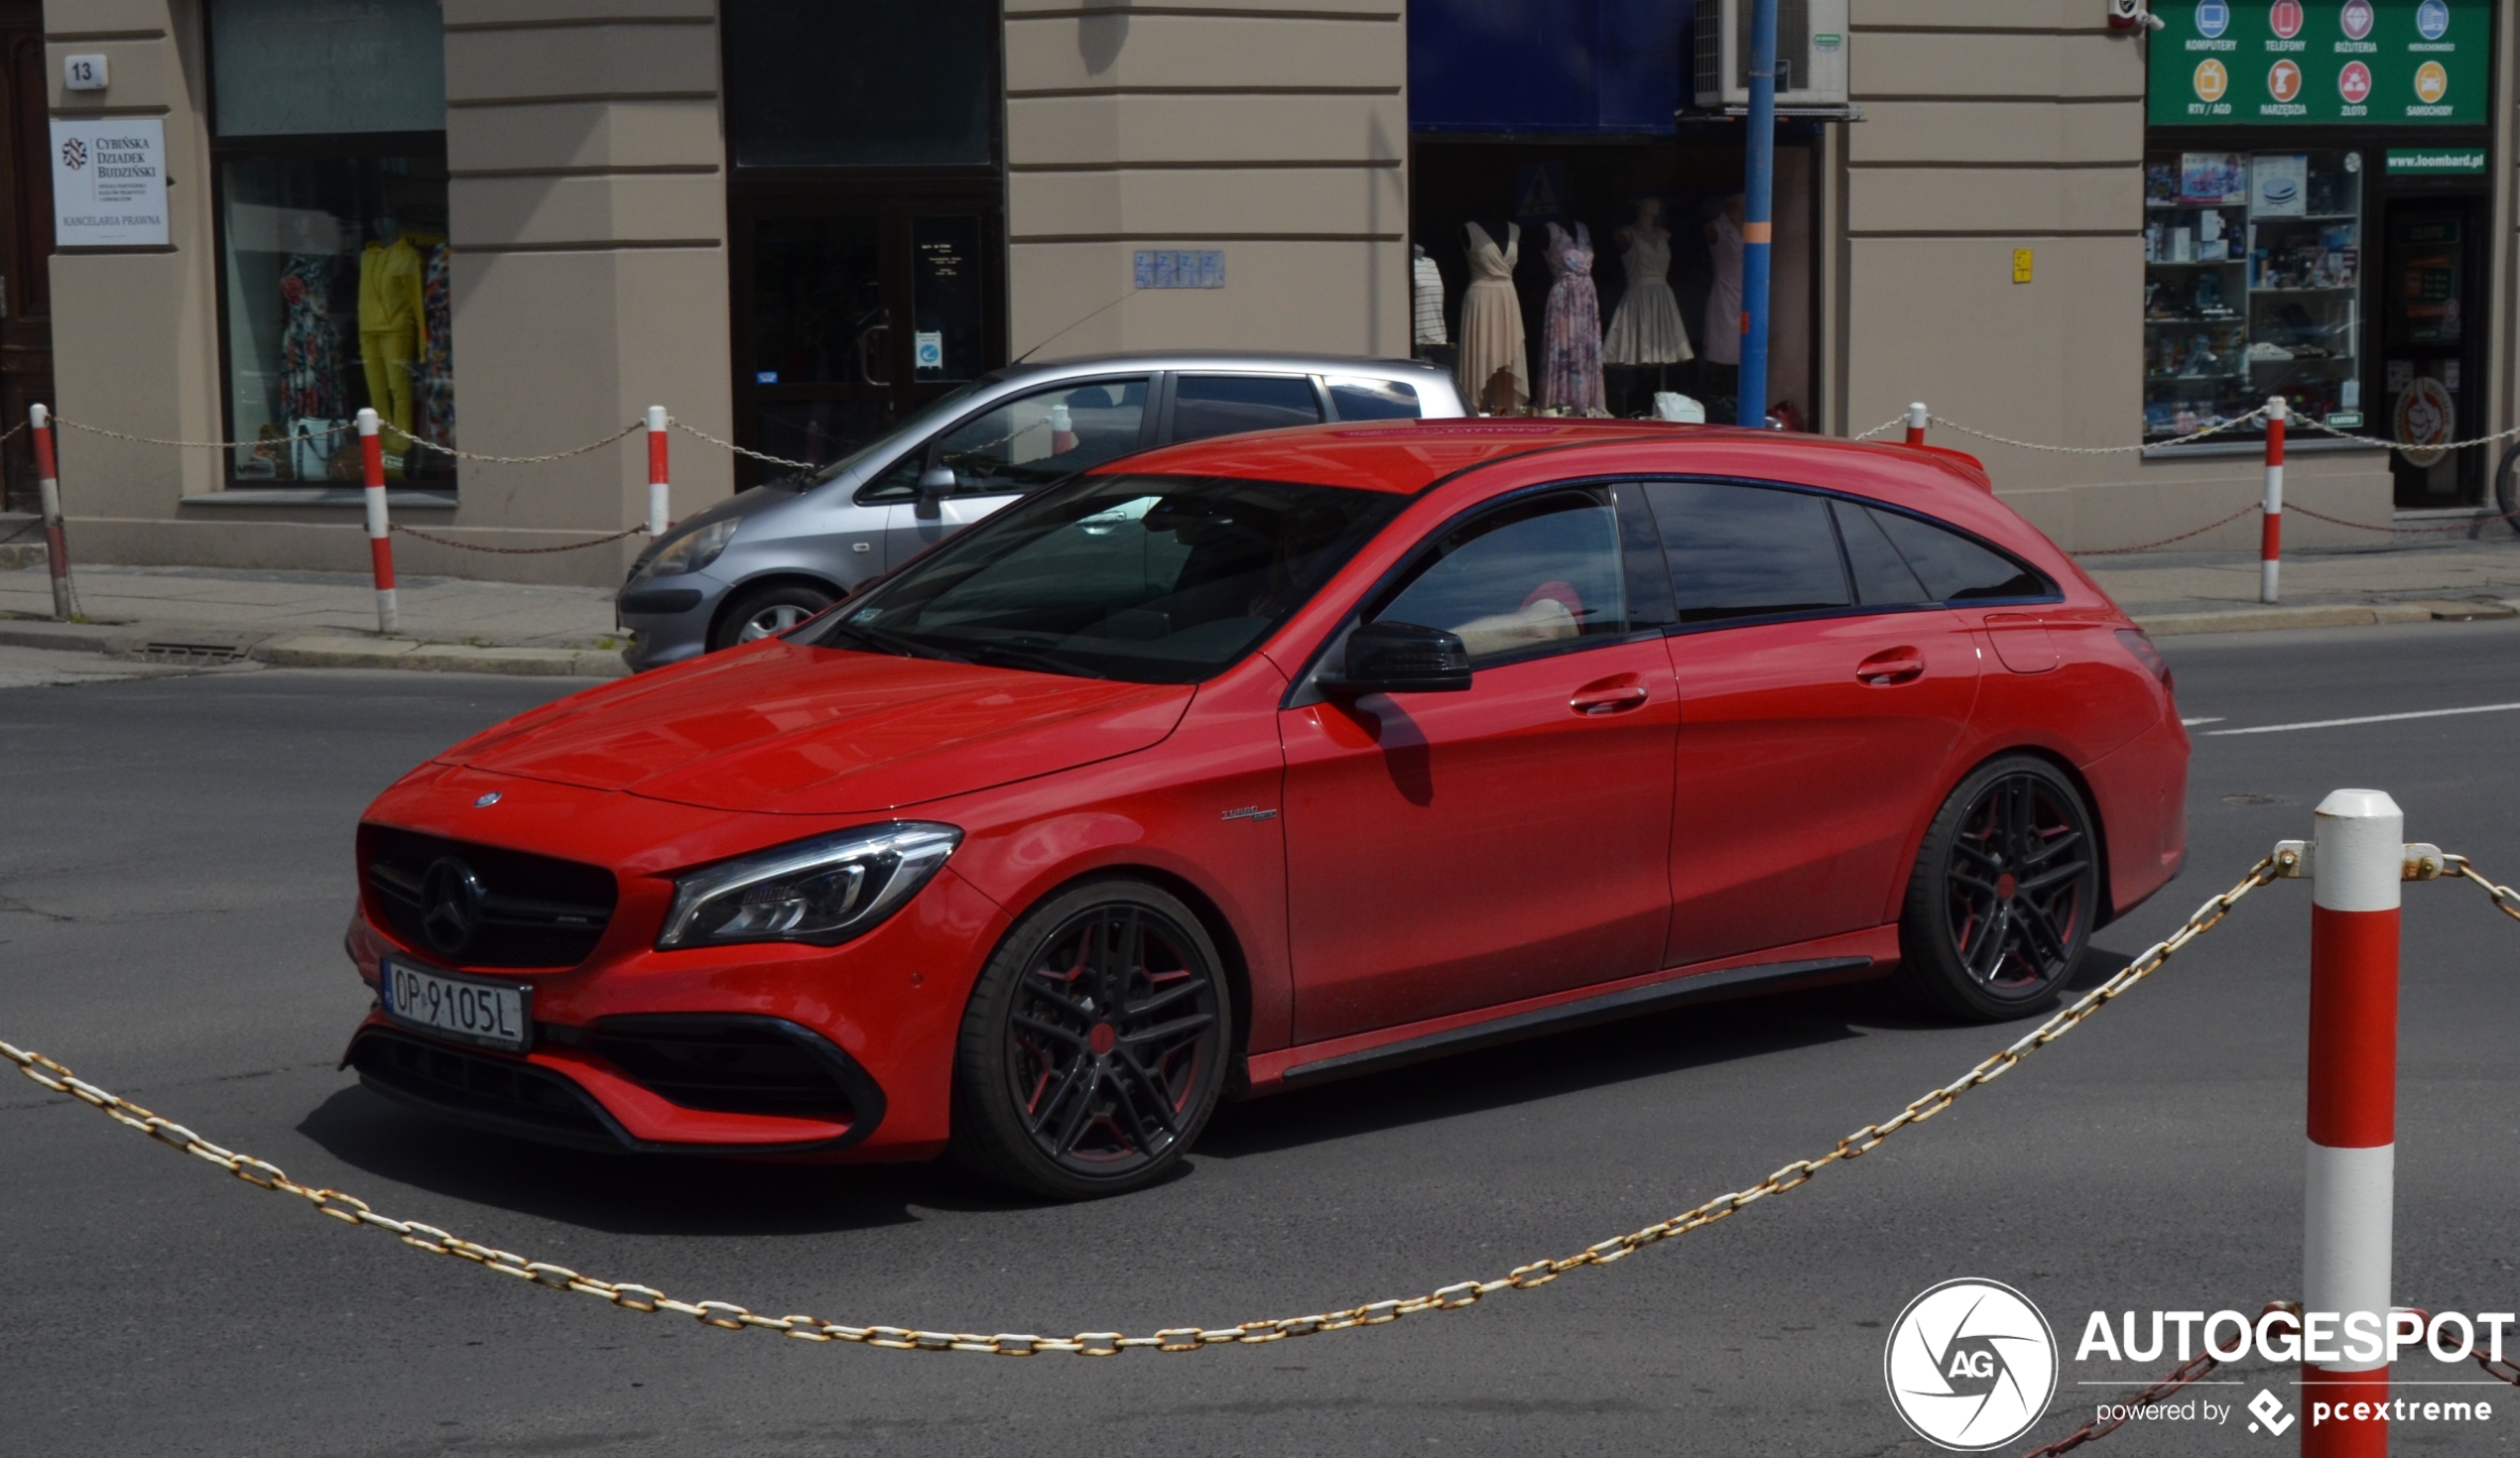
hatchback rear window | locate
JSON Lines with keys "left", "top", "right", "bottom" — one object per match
{"left": 1326, "top": 378, "right": 1422, "bottom": 422}
{"left": 1172, "top": 375, "right": 1323, "bottom": 441}
{"left": 1865, "top": 507, "right": 2049, "bottom": 601}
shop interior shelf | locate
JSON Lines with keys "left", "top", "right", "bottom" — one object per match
{"left": 2250, "top": 286, "right": 2356, "bottom": 294}
{"left": 2145, "top": 315, "right": 2243, "bottom": 325}
{"left": 2146, "top": 372, "right": 2243, "bottom": 383}
{"left": 2147, "top": 259, "right": 2245, "bottom": 267}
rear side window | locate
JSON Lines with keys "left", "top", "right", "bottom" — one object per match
{"left": 1326, "top": 377, "right": 1422, "bottom": 422}
{"left": 1171, "top": 374, "right": 1323, "bottom": 442}
{"left": 1642, "top": 480, "right": 1850, "bottom": 623}
{"left": 1866, "top": 507, "right": 2049, "bottom": 601}
{"left": 1830, "top": 500, "right": 1934, "bottom": 607}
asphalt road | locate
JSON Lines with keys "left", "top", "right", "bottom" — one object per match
{"left": 2, "top": 626, "right": 2516, "bottom": 1458}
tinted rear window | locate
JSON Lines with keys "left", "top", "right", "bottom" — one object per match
{"left": 1327, "top": 377, "right": 1423, "bottom": 422}
{"left": 1172, "top": 375, "right": 1323, "bottom": 441}
{"left": 1643, "top": 480, "right": 1851, "bottom": 623}
{"left": 1830, "top": 500, "right": 1934, "bottom": 607}
{"left": 1867, "top": 508, "right": 2049, "bottom": 601}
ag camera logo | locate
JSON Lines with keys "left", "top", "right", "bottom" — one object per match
{"left": 1885, "top": 1279, "right": 2060, "bottom": 1451}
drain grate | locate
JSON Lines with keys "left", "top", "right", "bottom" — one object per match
{"left": 131, "top": 642, "right": 250, "bottom": 665}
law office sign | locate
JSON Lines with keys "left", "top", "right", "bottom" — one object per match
{"left": 2148, "top": 0, "right": 2488, "bottom": 125}
{"left": 50, "top": 117, "right": 167, "bottom": 246}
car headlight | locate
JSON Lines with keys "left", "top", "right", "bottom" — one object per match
{"left": 657, "top": 822, "right": 961, "bottom": 949}
{"left": 646, "top": 519, "right": 738, "bottom": 576}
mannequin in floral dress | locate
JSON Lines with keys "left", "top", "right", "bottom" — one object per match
{"left": 1539, "top": 221, "right": 1604, "bottom": 417}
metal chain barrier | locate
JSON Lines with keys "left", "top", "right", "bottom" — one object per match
{"left": 2443, "top": 854, "right": 2520, "bottom": 924}
{"left": 382, "top": 420, "right": 644, "bottom": 466}
{"left": 389, "top": 522, "right": 649, "bottom": 555}
{"left": 2075, "top": 503, "right": 2267, "bottom": 557}
{"left": 668, "top": 418, "right": 819, "bottom": 474}
{"left": 2294, "top": 413, "right": 2520, "bottom": 457}
{"left": 53, "top": 416, "right": 351, "bottom": 451}
{"left": 0, "top": 857, "right": 2280, "bottom": 1357}
{"left": 1931, "top": 405, "right": 2274, "bottom": 456}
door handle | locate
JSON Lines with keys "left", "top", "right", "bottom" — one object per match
{"left": 1855, "top": 648, "right": 1924, "bottom": 685}
{"left": 1570, "top": 679, "right": 1651, "bottom": 715}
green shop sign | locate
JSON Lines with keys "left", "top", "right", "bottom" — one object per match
{"left": 2147, "top": 0, "right": 2489, "bottom": 126}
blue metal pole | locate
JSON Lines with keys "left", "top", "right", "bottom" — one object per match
{"left": 1737, "top": 0, "right": 1777, "bottom": 427}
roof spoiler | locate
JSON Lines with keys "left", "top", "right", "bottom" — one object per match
{"left": 1905, "top": 442, "right": 1993, "bottom": 492}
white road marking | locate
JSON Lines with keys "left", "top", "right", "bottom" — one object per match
{"left": 2181, "top": 716, "right": 2224, "bottom": 726}
{"left": 2205, "top": 701, "right": 2520, "bottom": 736}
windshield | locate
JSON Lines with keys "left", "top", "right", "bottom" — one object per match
{"left": 803, "top": 381, "right": 989, "bottom": 485}
{"left": 806, "top": 473, "right": 1406, "bottom": 683}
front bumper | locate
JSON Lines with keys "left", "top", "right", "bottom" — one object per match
{"left": 346, "top": 765, "right": 1015, "bottom": 1160}
{"left": 342, "top": 1013, "right": 885, "bottom": 1155}
{"left": 617, "top": 570, "right": 732, "bottom": 671}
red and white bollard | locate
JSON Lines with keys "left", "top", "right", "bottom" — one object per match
{"left": 29, "top": 403, "right": 77, "bottom": 621}
{"left": 646, "top": 405, "right": 670, "bottom": 541}
{"left": 1905, "top": 401, "right": 1928, "bottom": 447}
{"left": 2262, "top": 395, "right": 2287, "bottom": 605}
{"left": 357, "top": 409, "right": 398, "bottom": 634}
{"left": 2303, "top": 788, "right": 2401, "bottom": 1456}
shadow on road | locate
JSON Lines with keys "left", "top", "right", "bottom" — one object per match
{"left": 292, "top": 949, "right": 2139, "bottom": 1235}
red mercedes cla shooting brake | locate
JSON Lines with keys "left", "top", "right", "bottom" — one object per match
{"left": 344, "top": 422, "right": 2189, "bottom": 1197}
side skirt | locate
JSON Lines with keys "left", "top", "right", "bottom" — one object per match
{"left": 1250, "top": 928, "right": 1894, "bottom": 1093}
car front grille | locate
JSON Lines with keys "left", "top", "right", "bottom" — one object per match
{"left": 347, "top": 1027, "right": 622, "bottom": 1152}
{"left": 360, "top": 824, "right": 617, "bottom": 969}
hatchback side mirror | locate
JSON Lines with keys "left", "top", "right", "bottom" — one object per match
{"left": 915, "top": 465, "right": 954, "bottom": 519}
{"left": 1323, "top": 620, "right": 1472, "bottom": 695}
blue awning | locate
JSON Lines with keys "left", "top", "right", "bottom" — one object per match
{"left": 1409, "top": 0, "right": 1695, "bottom": 135}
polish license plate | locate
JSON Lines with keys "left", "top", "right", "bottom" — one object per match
{"left": 378, "top": 958, "right": 532, "bottom": 1052}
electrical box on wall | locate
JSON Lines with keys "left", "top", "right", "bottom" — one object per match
{"left": 1692, "top": 0, "right": 1851, "bottom": 111}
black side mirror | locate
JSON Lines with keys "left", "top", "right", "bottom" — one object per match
{"left": 915, "top": 465, "right": 954, "bottom": 519}
{"left": 1323, "top": 620, "right": 1472, "bottom": 695}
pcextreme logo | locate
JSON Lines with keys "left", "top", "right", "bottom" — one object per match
{"left": 1884, "top": 1279, "right": 2061, "bottom": 1451}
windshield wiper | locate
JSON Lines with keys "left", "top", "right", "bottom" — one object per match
{"left": 821, "top": 620, "right": 971, "bottom": 665}
{"left": 958, "top": 643, "right": 1108, "bottom": 680}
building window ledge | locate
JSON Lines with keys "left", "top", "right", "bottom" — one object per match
{"left": 185, "top": 488, "right": 458, "bottom": 509}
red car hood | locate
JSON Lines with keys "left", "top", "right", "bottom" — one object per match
{"left": 442, "top": 641, "right": 1195, "bottom": 815}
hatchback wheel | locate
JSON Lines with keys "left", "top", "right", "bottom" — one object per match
{"left": 710, "top": 582, "right": 833, "bottom": 652}
{"left": 1899, "top": 757, "right": 2098, "bottom": 1021}
{"left": 951, "top": 881, "right": 1232, "bottom": 1199}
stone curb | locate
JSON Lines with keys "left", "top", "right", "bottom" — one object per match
{"left": 0, "top": 618, "right": 627, "bottom": 677}
{"left": 251, "top": 635, "right": 630, "bottom": 677}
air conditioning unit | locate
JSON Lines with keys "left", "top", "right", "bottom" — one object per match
{"left": 1693, "top": 0, "right": 1851, "bottom": 111}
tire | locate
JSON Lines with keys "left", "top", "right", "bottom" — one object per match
{"left": 2495, "top": 442, "right": 2520, "bottom": 536}
{"left": 1898, "top": 756, "right": 2100, "bottom": 1022}
{"left": 949, "top": 881, "right": 1234, "bottom": 1199}
{"left": 709, "top": 581, "right": 834, "bottom": 652}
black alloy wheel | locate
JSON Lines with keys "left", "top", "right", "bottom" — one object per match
{"left": 1899, "top": 757, "right": 2098, "bottom": 1021}
{"left": 709, "top": 581, "right": 834, "bottom": 652}
{"left": 951, "top": 881, "right": 1232, "bottom": 1199}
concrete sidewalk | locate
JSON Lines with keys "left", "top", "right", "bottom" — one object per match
{"left": 0, "top": 550, "right": 627, "bottom": 677}
{"left": 6, "top": 529, "right": 2520, "bottom": 678}
{"left": 2079, "top": 535, "right": 2520, "bottom": 634}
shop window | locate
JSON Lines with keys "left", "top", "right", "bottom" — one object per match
{"left": 2143, "top": 149, "right": 2363, "bottom": 441}
{"left": 724, "top": 0, "right": 996, "bottom": 169}
{"left": 210, "top": 0, "right": 450, "bottom": 488}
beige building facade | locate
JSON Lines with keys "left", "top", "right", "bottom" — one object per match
{"left": 15, "top": 0, "right": 2511, "bottom": 588}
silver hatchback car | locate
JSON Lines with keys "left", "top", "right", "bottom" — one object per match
{"left": 619, "top": 352, "right": 1465, "bottom": 670}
